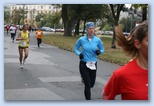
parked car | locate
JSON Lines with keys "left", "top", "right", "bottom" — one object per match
{"left": 123, "top": 32, "right": 130, "bottom": 36}
{"left": 60, "top": 29, "right": 64, "bottom": 32}
{"left": 95, "top": 31, "right": 105, "bottom": 35}
{"left": 40, "top": 27, "right": 50, "bottom": 31}
{"left": 47, "top": 28, "right": 55, "bottom": 32}
{"left": 79, "top": 30, "right": 86, "bottom": 33}
{"left": 104, "top": 31, "right": 113, "bottom": 35}
{"left": 72, "top": 29, "right": 86, "bottom": 33}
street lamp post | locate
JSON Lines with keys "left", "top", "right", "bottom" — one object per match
{"left": 23, "top": 4, "right": 25, "bottom": 24}
{"left": 30, "top": 8, "right": 35, "bottom": 26}
{"left": 40, "top": 18, "right": 43, "bottom": 27}
{"left": 129, "top": 7, "right": 134, "bottom": 31}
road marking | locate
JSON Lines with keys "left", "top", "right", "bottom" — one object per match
{"left": 39, "top": 76, "right": 107, "bottom": 85}
{"left": 4, "top": 88, "right": 65, "bottom": 100}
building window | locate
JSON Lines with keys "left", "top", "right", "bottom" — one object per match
{"left": 49, "top": 6, "right": 51, "bottom": 9}
{"left": 41, "top": 6, "right": 43, "bottom": 9}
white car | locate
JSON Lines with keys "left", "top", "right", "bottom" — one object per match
{"left": 123, "top": 32, "right": 130, "bottom": 36}
{"left": 104, "top": 31, "right": 113, "bottom": 35}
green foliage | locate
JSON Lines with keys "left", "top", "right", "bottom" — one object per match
{"left": 10, "top": 8, "right": 28, "bottom": 25}
{"left": 4, "top": 10, "right": 10, "bottom": 24}
{"left": 132, "top": 4, "right": 148, "bottom": 9}
{"left": 132, "top": 4, "right": 148, "bottom": 21}
{"left": 103, "top": 25, "right": 111, "bottom": 31}
{"left": 35, "top": 13, "right": 45, "bottom": 22}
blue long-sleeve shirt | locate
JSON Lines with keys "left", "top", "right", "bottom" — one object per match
{"left": 74, "top": 34, "right": 104, "bottom": 62}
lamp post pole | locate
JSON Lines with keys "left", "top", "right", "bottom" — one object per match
{"left": 40, "top": 18, "right": 43, "bottom": 27}
{"left": 30, "top": 8, "right": 35, "bottom": 26}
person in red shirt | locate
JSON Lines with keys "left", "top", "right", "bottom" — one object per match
{"left": 5, "top": 25, "right": 10, "bottom": 34}
{"left": 35, "top": 27, "right": 43, "bottom": 47}
{"left": 102, "top": 20, "right": 148, "bottom": 100}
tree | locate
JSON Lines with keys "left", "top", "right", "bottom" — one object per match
{"left": 35, "top": 13, "right": 45, "bottom": 27}
{"left": 50, "top": 11, "right": 62, "bottom": 32}
{"left": 62, "top": 4, "right": 110, "bottom": 36}
{"left": 132, "top": 4, "right": 148, "bottom": 22}
{"left": 62, "top": 4, "right": 82, "bottom": 36}
{"left": 35, "top": 13, "right": 45, "bottom": 22}
{"left": 77, "top": 4, "right": 109, "bottom": 36}
{"left": 11, "top": 8, "right": 28, "bottom": 25}
{"left": 109, "top": 4, "right": 125, "bottom": 48}
{"left": 4, "top": 10, "right": 10, "bottom": 24}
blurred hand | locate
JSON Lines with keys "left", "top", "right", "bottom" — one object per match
{"left": 95, "top": 49, "right": 100, "bottom": 55}
{"left": 79, "top": 54, "right": 84, "bottom": 59}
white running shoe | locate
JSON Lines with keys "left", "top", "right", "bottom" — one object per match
{"left": 23, "top": 59, "right": 26, "bottom": 65}
{"left": 20, "top": 64, "right": 23, "bottom": 69}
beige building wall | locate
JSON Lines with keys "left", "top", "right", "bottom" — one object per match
{"left": 10, "top": 4, "right": 61, "bottom": 26}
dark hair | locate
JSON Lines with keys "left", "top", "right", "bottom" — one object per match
{"left": 22, "top": 24, "right": 28, "bottom": 30}
{"left": 115, "top": 20, "right": 148, "bottom": 58}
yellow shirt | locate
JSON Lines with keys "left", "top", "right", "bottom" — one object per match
{"left": 18, "top": 31, "right": 29, "bottom": 47}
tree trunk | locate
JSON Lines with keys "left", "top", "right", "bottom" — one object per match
{"left": 111, "top": 26, "right": 116, "bottom": 49}
{"left": 74, "top": 19, "right": 80, "bottom": 36}
{"left": 110, "top": 4, "right": 124, "bottom": 49}
{"left": 82, "top": 20, "right": 86, "bottom": 36}
{"left": 142, "top": 7, "right": 147, "bottom": 22}
{"left": 62, "top": 4, "right": 79, "bottom": 36}
{"left": 64, "top": 21, "right": 74, "bottom": 36}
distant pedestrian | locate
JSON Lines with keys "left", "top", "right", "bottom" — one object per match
{"left": 16, "top": 24, "right": 30, "bottom": 69}
{"left": 102, "top": 20, "right": 148, "bottom": 100}
{"left": 9, "top": 24, "right": 17, "bottom": 42}
{"left": 28, "top": 25, "right": 32, "bottom": 33}
{"left": 5, "top": 25, "right": 10, "bottom": 34}
{"left": 74, "top": 22, "right": 105, "bottom": 100}
{"left": 35, "top": 27, "right": 43, "bottom": 47}
{"left": 19, "top": 25, "right": 22, "bottom": 31}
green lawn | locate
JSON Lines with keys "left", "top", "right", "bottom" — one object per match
{"left": 42, "top": 33, "right": 132, "bottom": 65}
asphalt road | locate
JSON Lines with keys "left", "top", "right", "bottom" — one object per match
{"left": 4, "top": 31, "right": 120, "bottom": 100}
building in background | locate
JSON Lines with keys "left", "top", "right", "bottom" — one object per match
{"left": 9, "top": 4, "right": 61, "bottom": 26}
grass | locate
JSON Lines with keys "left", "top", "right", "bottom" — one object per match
{"left": 42, "top": 33, "right": 132, "bottom": 65}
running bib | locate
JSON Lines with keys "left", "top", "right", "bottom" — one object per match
{"left": 11, "top": 30, "right": 15, "bottom": 33}
{"left": 86, "top": 62, "right": 96, "bottom": 70}
{"left": 20, "top": 41, "right": 26, "bottom": 46}
{"left": 38, "top": 32, "right": 41, "bottom": 35}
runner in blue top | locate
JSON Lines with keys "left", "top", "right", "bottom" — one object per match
{"left": 74, "top": 22, "right": 104, "bottom": 100}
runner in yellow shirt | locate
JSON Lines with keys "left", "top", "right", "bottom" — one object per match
{"left": 35, "top": 27, "right": 43, "bottom": 47}
{"left": 16, "top": 24, "right": 30, "bottom": 69}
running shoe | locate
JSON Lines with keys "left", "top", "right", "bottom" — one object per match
{"left": 23, "top": 59, "right": 26, "bottom": 65}
{"left": 20, "top": 64, "right": 23, "bottom": 69}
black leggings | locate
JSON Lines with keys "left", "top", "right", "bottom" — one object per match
{"left": 37, "top": 38, "right": 42, "bottom": 47}
{"left": 11, "top": 33, "right": 15, "bottom": 41}
{"left": 79, "top": 61, "right": 97, "bottom": 100}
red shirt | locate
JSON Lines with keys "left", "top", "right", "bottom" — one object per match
{"left": 103, "top": 59, "right": 148, "bottom": 100}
